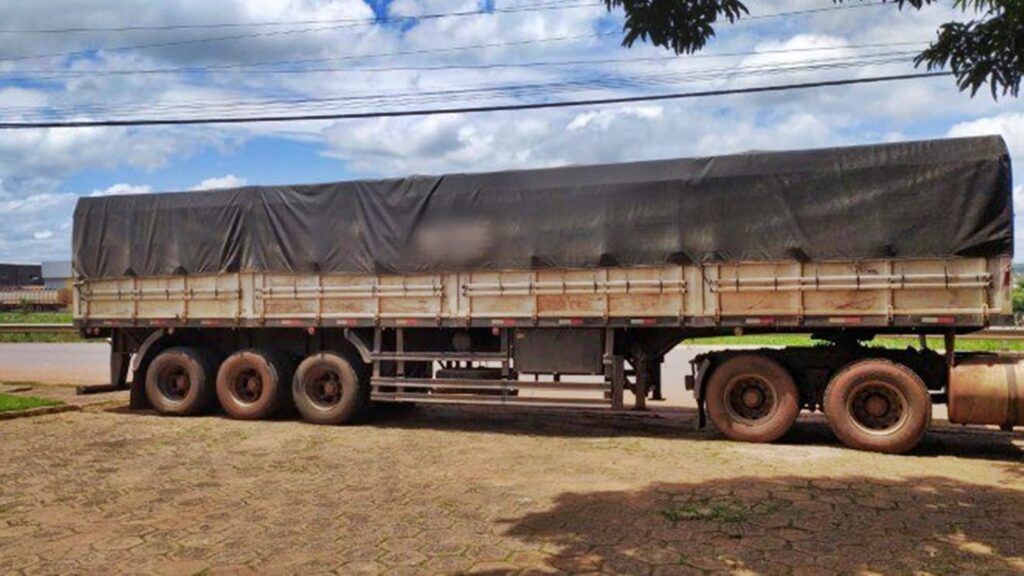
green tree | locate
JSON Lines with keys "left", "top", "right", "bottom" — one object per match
{"left": 1014, "top": 277, "right": 1024, "bottom": 314}
{"left": 604, "top": 0, "right": 1024, "bottom": 98}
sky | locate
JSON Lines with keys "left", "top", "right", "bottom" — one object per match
{"left": 0, "top": 0, "right": 1022, "bottom": 264}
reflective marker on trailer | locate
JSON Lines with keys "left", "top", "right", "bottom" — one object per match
{"left": 828, "top": 316, "right": 863, "bottom": 325}
{"left": 922, "top": 316, "right": 956, "bottom": 324}
{"left": 629, "top": 318, "right": 657, "bottom": 326}
{"left": 559, "top": 318, "right": 586, "bottom": 326}
{"left": 744, "top": 317, "right": 775, "bottom": 326}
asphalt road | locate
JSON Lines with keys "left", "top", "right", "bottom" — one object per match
{"left": 0, "top": 342, "right": 112, "bottom": 385}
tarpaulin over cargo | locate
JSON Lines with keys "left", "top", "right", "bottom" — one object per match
{"left": 72, "top": 136, "right": 1013, "bottom": 280}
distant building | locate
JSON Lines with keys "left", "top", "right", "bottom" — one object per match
{"left": 0, "top": 263, "right": 42, "bottom": 287}
{"left": 41, "top": 260, "right": 73, "bottom": 290}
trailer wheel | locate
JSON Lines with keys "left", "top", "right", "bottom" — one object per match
{"left": 145, "top": 347, "right": 216, "bottom": 416}
{"left": 216, "top": 348, "right": 291, "bottom": 420}
{"left": 704, "top": 354, "right": 800, "bottom": 443}
{"left": 292, "top": 352, "right": 367, "bottom": 425}
{"left": 823, "top": 359, "right": 931, "bottom": 454}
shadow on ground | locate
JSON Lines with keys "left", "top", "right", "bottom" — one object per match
{"left": 498, "top": 475, "right": 1024, "bottom": 575}
{"left": 106, "top": 398, "right": 1024, "bottom": 465}
{"left": 366, "top": 404, "right": 1024, "bottom": 463}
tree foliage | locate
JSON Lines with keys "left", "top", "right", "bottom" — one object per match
{"left": 604, "top": 0, "right": 1024, "bottom": 98}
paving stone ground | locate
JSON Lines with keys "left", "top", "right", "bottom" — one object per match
{"left": 0, "top": 394, "right": 1022, "bottom": 575}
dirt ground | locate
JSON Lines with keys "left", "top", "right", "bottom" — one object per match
{"left": 1, "top": 386, "right": 1022, "bottom": 575}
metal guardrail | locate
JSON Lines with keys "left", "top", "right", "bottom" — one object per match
{"left": 1, "top": 323, "right": 1024, "bottom": 339}
{"left": 0, "top": 323, "right": 78, "bottom": 334}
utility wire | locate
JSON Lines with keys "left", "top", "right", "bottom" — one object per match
{"left": 0, "top": 0, "right": 881, "bottom": 34}
{"left": 0, "top": 2, "right": 887, "bottom": 64}
{"left": 0, "top": 52, "right": 917, "bottom": 119}
{"left": 0, "top": 1, "right": 599, "bottom": 63}
{"left": 0, "top": 72, "right": 951, "bottom": 129}
{"left": 4, "top": 41, "right": 928, "bottom": 78}
{"left": 2, "top": 55, "right": 918, "bottom": 121}
{"left": 0, "top": 0, "right": 595, "bottom": 33}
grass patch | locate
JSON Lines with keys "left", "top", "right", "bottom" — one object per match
{"left": 688, "top": 335, "right": 1024, "bottom": 352}
{"left": 0, "top": 312, "right": 72, "bottom": 324}
{"left": 0, "top": 332, "right": 84, "bottom": 344}
{"left": 660, "top": 497, "right": 788, "bottom": 524}
{"left": 660, "top": 498, "right": 751, "bottom": 523}
{"left": 0, "top": 393, "right": 63, "bottom": 413}
{"left": 0, "top": 312, "right": 82, "bottom": 343}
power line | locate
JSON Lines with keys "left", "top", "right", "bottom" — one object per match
{"left": 4, "top": 41, "right": 928, "bottom": 78}
{"left": 0, "top": 53, "right": 918, "bottom": 119}
{"left": 1, "top": 55, "right": 918, "bottom": 122}
{"left": 0, "top": 0, "right": 881, "bottom": 35}
{"left": 0, "top": 2, "right": 887, "bottom": 64}
{"left": 0, "top": 1, "right": 599, "bottom": 63}
{"left": 742, "top": 1, "right": 883, "bottom": 21}
{"left": 0, "top": 72, "right": 951, "bottom": 130}
{"left": 0, "top": 1, "right": 592, "bottom": 33}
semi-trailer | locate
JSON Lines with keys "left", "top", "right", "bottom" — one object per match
{"left": 72, "top": 136, "right": 1022, "bottom": 453}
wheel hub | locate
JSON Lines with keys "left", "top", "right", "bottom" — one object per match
{"left": 849, "top": 381, "right": 906, "bottom": 432}
{"left": 159, "top": 366, "right": 191, "bottom": 400}
{"left": 864, "top": 394, "right": 890, "bottom": 418}
{"left": 742, "top": 388, "right": 765, "bottom": 409}
{"left": 232, "top": 369, "right": 263, "bottom": 403}
{"left": 725, "top": 375, "right": 776, "bottom": 422}
{"left": 307, "top": 369, "right": 343, "bottom": 408}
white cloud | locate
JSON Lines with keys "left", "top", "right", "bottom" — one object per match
{"left": 33, "top": 230, "right": 53, "bottom": 240}
{"left": 190, "top": 174, "right": 248, "bottom": 191}
{"left": 89, "top": 183, "right": 153, "bottom": 197}
{"left": 948, "top": 113, "right": 1024, "bottom": 161}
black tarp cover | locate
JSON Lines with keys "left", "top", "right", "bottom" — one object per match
{"left": 72, "top": 136, "right": 1013, "bottom": 280}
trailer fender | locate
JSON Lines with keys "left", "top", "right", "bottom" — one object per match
{"left": 688, "top": 356, "right": 713, "bottom": 428}
{"left": 130, "top": 329, "right": 167, "bottom": 374}
{"left": 343, "top": 328, "right": 373, "bottom": 364}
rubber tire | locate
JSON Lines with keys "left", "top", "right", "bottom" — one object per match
{"left": 704, "top": 354, "right": 800, "bottom": 443}
{"left": 292, "top": 352, "right": 368, "bottom": 425}
{"left": 216, "top": 348, "right": 291, "bottom": 420}
{"left": 823, "top": 359, "right": 931, "bottom": 454}
{"left": 145, "top": 347, "right": 216, "bottom": 416}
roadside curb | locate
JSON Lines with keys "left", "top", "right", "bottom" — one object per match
{"left": 0, "top": 404, "right": 80, "bottom": 421}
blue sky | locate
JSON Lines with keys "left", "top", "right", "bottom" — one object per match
{"left": 0, "top": 0, "right": 1022, "bottom": 263}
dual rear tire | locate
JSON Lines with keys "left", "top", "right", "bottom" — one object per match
{"left": 291, "top": 352, "right": 367, "bottom": 425}
{"left": 215, "top": 349, "right": 292, "bottom": 420}
{"left": 704, "top": 354, "right": 931, "bottom": 454}
{"left": 704, "top": 355, "right": 800, "bottom": 444}
{"left": 144, "top": 347, "right": 217, "bottom": 416}
{"left": 823, "top": 359, "right": 931, "bottom": 454}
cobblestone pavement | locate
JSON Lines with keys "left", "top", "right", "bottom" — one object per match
{"left": 0, "top": 399, "right": 1022, "bottom": 575}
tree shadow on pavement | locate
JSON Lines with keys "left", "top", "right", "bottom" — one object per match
{"left": 369, "top": 405, "right": 1024, "bottom": 463}
{"left": 499, "top": 475, "right": 1024, "bottom": 575}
